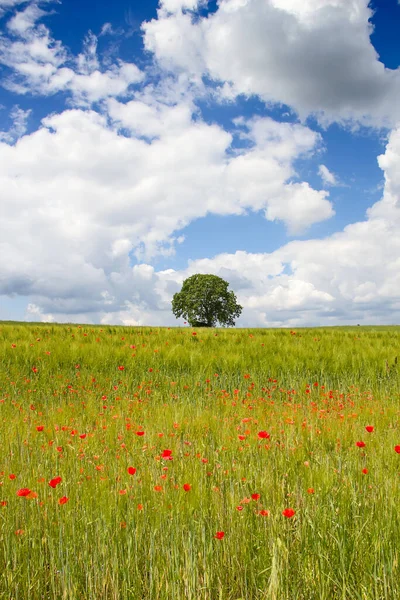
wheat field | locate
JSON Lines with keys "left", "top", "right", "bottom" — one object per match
{"left": 1, "top": 322, "right": 400, "bottom": 599}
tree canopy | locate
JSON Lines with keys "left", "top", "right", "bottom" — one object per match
{"left": 171, "top": 274, "right": 243, "bottom": 327}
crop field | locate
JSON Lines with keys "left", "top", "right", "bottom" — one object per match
{"left": 1, "top": 323, "right": 400, "bottom": 599}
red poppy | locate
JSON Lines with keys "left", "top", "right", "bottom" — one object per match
{"left": 356, "top": 441, "right": 366, "bottom": 448}
{"left": 395, "top": 446, "right": 400, "bottom": 454}
{"left": 365, "top": 426, "right": 374, "bottom": 433}
{"left": 258, "top": 510, "right": 269, "bottom": 517}
{"left": 161, "top": 449, "right": 173, "bottom": 460}
{"left": 238, "top": 435, "right": 246, "bottom": 441}
{"left": 36, "top": 426, "right": 44, "bottom": 432}
{"left": 136, "top": 431, "right": 145, "bottom": 436}
{"left": 251, "top": 493, "right": 260, "bottom": 501}
{"left": 49, "top": 477, "right": 62, "bottom": 488}
{"left": 183, "top": 483, "right": 191, "bottom": 491}
{"left": 307, "top": 488, "right": 315, "bottom": 494}
{"left": 214, "top": 531, "right": 225, "bottom": 539}
{"left": 362, "top": 468, "right": 368, "bottom": 474}
{"left": 127, "top": 467, "right": 137, "bottom": 475}
{"left": 79, "top": 434, "right": 86, "bottom": 439}
{"left": 236, "top": 506, "right": 243, "bottom": 511}
{"left": 17, "top": 488, "right": 31, "bottom": 497}
{"left": 258, "top": 431, "right": 270, "bottom": 439}
{"left": 282, "top": 508, "right": 296, "bottom": 518}
{"left": 118, "top": 366, "right": 125, "bottom": 371}
{"left": 9, "top": 474, "right": 16, "bottom": 480}
{"left": 58, "top": 496, "right": 69, "bottom": 505}
{"left": 154, "top": 485, "right": 162, "bottom": 492}
{"left": 1, "top": 501, "right": 7, "bottom": 507}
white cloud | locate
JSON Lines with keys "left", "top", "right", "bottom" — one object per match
{"left": 0, "top": 104, "right": 31, "bottom": 142}
{"left": 144, "top": 126, "right": 400, "bottom": 327}
{"left": 0, "top": 0, "right": 28, "bottom": 16}
{"left": 25, "top": 303, "right": 54, "bottom": 322}
{"left": 318, "top": 164, "right": 337, "bottom": 186}
{"left": 160, "top": 0, "right": 202, "bottom": 12}
{"left": 0, "top": 4, "right": 144, "bottom": 104}
{"left": 0, "top": 97, "right": 333, "bottom": 321}
{"left": 17, "top": 121, "right": 400, "bottom": 328}
{"left": 143, "top": 0, "right": 400, "bottom": 126}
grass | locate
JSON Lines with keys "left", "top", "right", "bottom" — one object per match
{"left": 1, "top": 322, "right": 400, "bottom": 599}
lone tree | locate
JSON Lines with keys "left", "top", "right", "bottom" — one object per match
{"left": 172, "top": 274, "right": 242, "bottom": 327}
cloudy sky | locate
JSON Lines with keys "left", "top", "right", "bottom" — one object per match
{"left": 1, "top": 0, "right": 400, "bottom": 327}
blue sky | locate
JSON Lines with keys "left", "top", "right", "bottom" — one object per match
{"left": 1, "top": 0, "right": 400, "bottom": 327}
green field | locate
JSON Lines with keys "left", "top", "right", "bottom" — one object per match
{"left": 1, "top": 322, "right": 400, "bottom": 599}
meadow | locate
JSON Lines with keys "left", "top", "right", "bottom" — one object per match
{"left": 1, "top": 322, "right": 400, "bottom": 600}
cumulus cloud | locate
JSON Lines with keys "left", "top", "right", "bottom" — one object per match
{"left": 2, "top": 114, "right": 400, "bottom": 328}
{"left": 143, "top": 0, "right": 400, "bottom": 126}
{"left": 0, "top": 0, "right": 28, "bottom": 16}
{"left": 0, "top": 3, "right": 143, "bottom": 104}
{"left": 0, "top": 93, "right": 333, "bottom": 321}
{"left": 0, "top": 104, "right": 31, "bottom": 142}
{"left": 24, "top": 123, "right": 400, "bottom": 328}
{"left": 148, "top": 127, "right": 400, "bottom": 327}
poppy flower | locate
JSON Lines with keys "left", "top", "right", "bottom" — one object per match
{"left": 17, "top": 488, "right": 31, "bottom": 497}
{"left": 127, "top": 467, "right": 137, "bottom": 475}
{"left": 238, "top": 435, "right": 246, "bottom": 441}
{"left": 282, "top": 508, "right": 296, "bottom": 518}
{"left": 307, "top": 488, "right": 315, "bottom": 494}
{"left": 258, "top": 431, "right": 270, "bottom": 439}
{"left": 161, "top": 449, "right": 173, "bottom": 460}
{"left": 258, "top": 510, "right": 269, "bottom": 517}
{"left": 395, "top": 446, "right": 400, "bottom": 454}
{"left": 183, "top": 483, "right": 191, "bottom": 492}
{"left": 356, "top": 441, "right": 366, "bottom": 448}
{"left": 365, "top": 426, "right": 374, "bottom": 433}
{"left": 136, "top": 431, "right": 145, "bottom": 437}
{"left": 118, "top": 366, "right": 125, "bottom": 371}
{"left": 9, "top": 474, "right": 16, "bottom": 480}
{"left": 36, "top": 426, "right": 44, "bottom": 432}
{"left": 236, "top": 506, "right": 243, "bottom": 511}
{"left": 58, "top": 496, "right": 69, "bottom": 505}
{"left": 251, "top": 493, "right": 260, "bottom": 501}
{"left": 49, "top": 477, "right": 62, "bottom": 488}
{"left": 362, "top": 468, "right": 368, "bottom": 474}
{"left": 154, "top": 485, "right": 162, "bottom": 492}
{"left": 214, "top": 531, "right": 225, "bottom": 539}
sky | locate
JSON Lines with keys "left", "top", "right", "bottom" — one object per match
{"left": 1, "top": 0, "right": 400, "bottom": 328}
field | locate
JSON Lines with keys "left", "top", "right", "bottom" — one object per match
{"left": 1, "top": 323, "right": 400, "bottom": 599}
